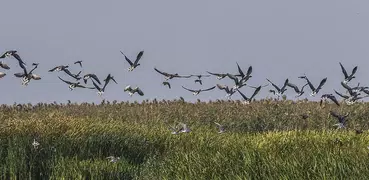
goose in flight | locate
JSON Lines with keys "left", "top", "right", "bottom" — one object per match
{"left": 340, "top": 81, "right": 360, "bottom": 97}
{"left": 74, "top": 60, "right": 83, "bottom": 67}
{"left": 83, "top": 74, "right": 101, "bottom": 85}
{"left": 191, "top": 74, "right": 210, "bottom": 85}
{"left": 266, "top": 78, "right": 289, "bottom": 96}
{"left": 0, "top": 61, "right": 10, "bottom": 70}
{"left": 0, "top": 72, "right": 6, "bottom": 79}
{"left": 330, "top": 111, "right": 349, "bottom": 129}
{"left": 162, "top": 81, "right": 171, "bottom": 89}
{"left": 91, "top": 75, "right": 114, "bottom": 96}
{"left": 339, "top": 62, "right": 357, "bottom": 84}
{"left": 49, "top": 65, "right": 81, "bottom": 80}
{"left": 207, "top": 71, "right": 228, "bottom": 80}
{"left": 58, "top": 76, "right": 94, "bottom": 91}
{"left": 298, "top": 76, "right": 327, "bottom": 96}
{"left": 154, "top": 68, "right": 191, "bottom": 80}
{"left": 214, "top": 122, "right": 225, "bottom": 133}
{"left": 235, "top": 63, "right": 252, "bottom": 81}
{"left": 124, "top": 85, "right": 144, "bottom": 96}
{"left": 320, "top": 94, "right": 340, "bottom": 106}
{"left": 227, "top": 73, "right": 248, "bottom": 90}
{"left": 216, "top": 84, "right": 236, "bottom": 99}
{"left": 120, "top": 50, "right": 144, "bottom": 71}
{"left": 0, "top": 50, "right": 26, "bottom": 67}
{"left": 237, "top": 86, "right": 261, "bottom": 104}
{"left": 49, "top": 65, "right": 69, "bottom": 72}
{"left": 103, "top": 74, "right": 117, "bottom": 85}
{"left": 14, "top": 63, "right": 41, "bottom": 86}
{"left": 286, "top": 82, "right": 308, "bottom": 98}
{"left": 182, "top": 86, "right": 216, "bottom": 95}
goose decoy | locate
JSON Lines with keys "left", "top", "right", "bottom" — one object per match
{"left": 74, "top": 60, "right": 83, "bottom": 67}
{"left": 106, "top": 156, "right": 120, "bottom": 163}
{"left": 32, "top": 139, "right": 40, "bottom": 149}
{"left": 330, "top": 111, "right": 349, "bottom": 129}
{"left": 178, "top": 123, "right": 191, "bottom": 133}
{"left": 0, "top": 72, "right": 6, "bottom": 79}
{"left": 124, "top": 85, "right": 144, "bottom": 96}
{"left": 320, "top": 94, "right": 340, "bottom": 106}
{"left": 216, "top": 84, "right": 236, "bottom": 99}
{"left": 214, "top": 122, "right": 225, "bottom": 133}
{"left": 0, "top": 61, "right": 10, "bottom": 70}
{"left": 154, "top": 68, "right": 191, "bottom": 80}
{"left": 235, "top": 63, "right": 252, "bottom": 81}
{"left": 162, "top": 81, "right": 171, "bottom": 89}
{"left": 339, "top": 62, "right": 357, "bottom": 84}
{"left": 0, "top": 50, "right": 26, "bottom": 67}
{"left": 266, "top": 78, "right": 289, "bottom": 96}
{"left": 58, "top": 76, "right": 94, "bottom": 91}
{"left": 120, "top": 50, "right": 144, "bottom": 71}
{"left": 237, "top": 86, "right": 261, "bottom": 104}
{"left": 83, "top": 74, "right": 101, "bottom": 85}
{"left": 286, "top": 82, "right": 308, "bottom": 98}
{"left": 207, "top": 71, "right": 229, "bottom": 80}
{"left": 182, "top": 86, "right": 216, "bottom": 95}
{"left": 298, "top": 76, "right": 327, "bottom": 96}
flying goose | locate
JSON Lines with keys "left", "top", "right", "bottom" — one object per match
{"left": 0, "top": 72, "right": 6, "bottom": 79}
{"left": 330, "top": 111, "right": 349, "bottom": 129}
{"left": 298, "top": 76, "right": 327, "bottom": 96}
{"left": 320, "top": 94, "right": 340, "bottom": 106}
{"left": 237, "top": 86, "right": 261, "bottom": 104}
{"left": 286, "top": 82, "right": 308, "bottom": 98}
{"left": 120, "top": 50, "right": 144, "bottom": 71}
{"left": 162, "top": 81, "right": 171, "bottom": 89}
{"left": 0, "top": 61, "right": 10, "bottom": 70}
{"left": 14, "top": 63, "right": 41, "bottom": 86}
{"left": 58, "top": 76, "right": 94, "bottom": 91}
{"left": 266, "top": 78, "right": 289, "bottom": 96}
{"left": 182, "top": 86, "right": 216, "bottom": 95}
{"left": 340, "top": 81, "right": 360, "bottom": 97}
{"left": 216, "top": 84, "right": 236, "bottom": 99}
{"left": 91, "top": 77, "right": 112, "bottom": 96}
{"left": 214, "top": 122, "right": 225, "bottom": 133}
{"left": 191, "top": 74, "right": 211, "bottom": 85}
{"left": 124, "top": 85, "right": 144, "bottom": 96}
{"left": 154, "top": 68, "right": 191, "bottom": 80}
{"left": 0, "top": 50, "right": 26, "bottom": 67}
{"left": 104, "top": 74, "right": 117, "bottom": 85}
{"left": 339, "top": 62, "right": 357, "bottom": 84}
{"left": 83, "top": 74, "right": 101, "bottom": 85}
{"left": 227, "top": 73, "right": 248, "bottom": 90}
{"left": 207, "top": 71, "right": 228, "bottom": 80}
{"left": 236, "top": 63, "right": 252, "bottom": 81}
{"left": 74, "top": 60, "right": 83, "bottom": 67}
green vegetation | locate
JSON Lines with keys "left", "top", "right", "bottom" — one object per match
{"left": 0, "top": 99, "right": 369, "bottom": 179}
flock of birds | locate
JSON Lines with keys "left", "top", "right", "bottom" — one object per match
{"left": 0, "top": 50, "right": 367, "bottom": 144}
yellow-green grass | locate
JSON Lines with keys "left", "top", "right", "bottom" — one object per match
{"left": 0, "top": 99, "right": 368, "bottom": 179}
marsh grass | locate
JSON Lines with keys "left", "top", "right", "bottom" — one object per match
{"left": 0, "top": 100, "right": 368, "bottom": 179}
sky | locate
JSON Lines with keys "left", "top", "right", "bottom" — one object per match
{"left": 0, "top": 0, "right": 368, "bottom": 104}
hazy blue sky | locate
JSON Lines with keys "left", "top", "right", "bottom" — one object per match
{"left": 0, "top": 0, "right": 368, "bottom": 104}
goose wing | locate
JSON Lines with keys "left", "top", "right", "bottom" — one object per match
{"left": 58, "top": 76, "right": 73, "bottom": 85}
{"left": 48, "top": 66, "right": 59, "bottom": 72}
{"left": 236, "top": 89, "right": 249, "bottom": 101}
{"left": 266, "top": 78, "right": 281, "bottom": 92}
{"left": 315, "top": 78, "right": 327, "bottom": 92}
{"left": 236, "top": 62, "right": 245, "bottom": 78}
{"left": 207, "top": 71, "right": 226, "bottom": 77}
{"left": 339, "top": 62, "right": 349, "bottom": 79}
{"left": 201, "top": 86, "right": 216, "bottom": 92}
{"left": 120, "top": 51, "right": 133, "bottom": 66}
{"left": 328, "top": 95, "right": 340, "bottom": 106}
{"left": 134, "top": 51, "right": 144, "bottom": 65}
{"left": 334, "top": 90, "right": 349, "bottom": 99}
{"left": 154, "top": 68, "right": 171, "bottom": 77}
{"left": 249, "top": 86, "right": 261, "bottom": 100}
{"left": 351, "top": 66, "right": 358, "bottom": 76}
{"left": 136, "top": 87, "right": 144, "bottom": 96}
{"left": 286, "top": 82, "right": 300, "bottom": 93}
{"left": 182, "top": 86, "right": 196, "bottom": 92}
{"left": 90, "top": 74, "right": 101, "bottom": 85}
{"left": 92, "top": 81, "right": 102, "bottom": 91}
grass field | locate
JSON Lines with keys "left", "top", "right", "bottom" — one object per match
{"left": 0, "top": 99, "right": 369, "bottom": 179}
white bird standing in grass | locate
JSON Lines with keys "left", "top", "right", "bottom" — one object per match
{"left": 106, "top": 156, "right": 120, "bottom": 163}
